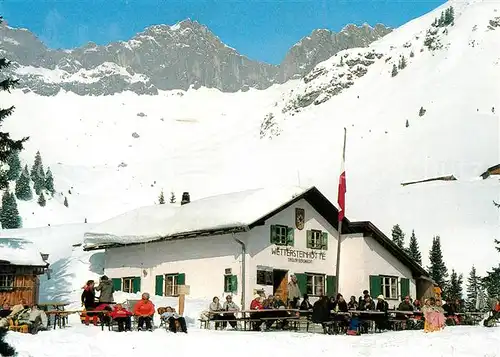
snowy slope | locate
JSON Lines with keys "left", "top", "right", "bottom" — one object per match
{"left": 0, "top": 0, "right": 498, "bottom": 306}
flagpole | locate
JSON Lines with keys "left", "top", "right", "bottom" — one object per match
{"left": 335, "top": 127, "right": 347, "bottom": 295}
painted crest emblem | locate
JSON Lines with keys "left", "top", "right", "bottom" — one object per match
{"left": 295, "top": 208, "right": 305, "bottom": 230}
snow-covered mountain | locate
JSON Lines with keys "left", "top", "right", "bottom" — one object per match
{"left": 0, "top": 19, "right": 390, "bottom": 95}
{"left": 0, "top": 0, "right": 499, "bottom": 288}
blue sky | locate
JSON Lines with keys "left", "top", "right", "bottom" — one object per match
{"left": 1, "top": 0, "right": 445, "bottom": 64}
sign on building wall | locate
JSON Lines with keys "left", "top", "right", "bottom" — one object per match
{"left": 295, "top": 208, "right": 305, "bottom": 230}
{"left": 271, "top": 247, "right": 326, "bottom": 264}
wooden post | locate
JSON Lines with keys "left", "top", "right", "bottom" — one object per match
{"left": 178, "top": 285, "right": 190, "bottom": 315}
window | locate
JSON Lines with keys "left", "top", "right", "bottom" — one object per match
{"left": 306, "top": 230, "right": 328, "bottom": 250}
{"left": 381, "top": 276, "right": 398, "bottom": 299}
{"left": 165, "top": 274, "right": 179, "bottom": 296}
{"left": 270, "top": 225, "right": 294, "bottom": 246}
{"left": 0, "top": 275, "right": 13, "bottom": 290}
{"left": 306, "top": 274, "right": 325, "bottom": 296}
{"left": 122, "top": 277, "right": 134, "bottom": 293}
{"left": 256, "top": 269, "right": 273, "bottom": 285}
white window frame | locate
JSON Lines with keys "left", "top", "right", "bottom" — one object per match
{"left": 381, "top": 276, "right": 398, "bottom": 299}
{"left": 310, "top": 230, "right": 322, "bottom": 249}
{"left": 0, "top": 275, "right": 14, "bottom": 290}
{"left": 306, "top": 273, "right": 325, "bottom": 296}
{"left": 122, "top": 277, "right": 134, "bottom": 293}
{"left": 165, "top": 274, "right": 179, "bottom": 297}
{"left": 275, "top": 225, "right": 287, "bottom": 245}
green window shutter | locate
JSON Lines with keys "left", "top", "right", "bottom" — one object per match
{"left": 177, "top": 273, "right": 186, "bottom": 285}
{"left": 230, "top": 275, "right": 238, "bottom": 293}
{"left": 326, "top": 275, "right": 336, "bottom": 297}
{"left": 112, "top": 278, "right": 122, "bottom": 292}
{"left": 155, "top": 275, "right": 164, "bottom": 296}
{"left": 270, "top": 225, "right": 277, "bottom": 244}
{"left": 132, "top": 277, "right": 141, "bottom": 294}
{"left": 369, "top": 275, "right": 382, "bottom": 298}
{"left": 321, "top": 232, "right": 328, "bottom": 250}
{"left": 306, "top": 230, "right": 312, "bottom": 249}
{"left": 400, "top": 278, "right": 410, "bottom": 299}
{"left": 286, "top": 227, "right": 294, "bottom": 246}
{"left": 294, "top": 273, "right": 307, "bottom": 297}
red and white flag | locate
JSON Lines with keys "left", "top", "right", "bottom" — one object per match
{"left": 338, "top": 133, "right": 346, "bottom": 221}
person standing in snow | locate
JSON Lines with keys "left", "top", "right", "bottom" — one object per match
{"left": 95, "top": 275, "right": 114, "bottom": 304}
{"left": 81, "top": 280, "right": 98, "bottom": 325}
{"left": 287, "top": 274, "right": 301, "bottom": 309}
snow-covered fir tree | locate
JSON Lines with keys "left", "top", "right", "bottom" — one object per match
{"left": 6, "top": 150, "right": 21, "bottom": 181}
{"left": 44, "top": 167, "right": 55, "bottom": 195}
{"left": 0, "top": 191, "right": 22, "bottom": 229}
{"left": 446, "top": 269, "right": 463, "bottom": 300}
{"left": 158, "top": 190, "right": 165, "bottom": 204}
{"left": 427, "top": 235, "right": 448, "bottom": 289}
{"left": 0, "top": 20, "right": 28, "bottom": 190}
{"left": 37, "top": 191, "right": 46, "bottom": 207}
{"left": 63, "top": 196, "right": 68, "bottom": 207}
{"left": 406, "top": 230, "right": 422, "bottom": 265}
{"left": 466, "top": 265, "right": 481, "bottom": 311}
{"left": 391, "top": 64, "right": 398, "bottom": 77}
{"left": 391, "top": 224, "right": 405, "bottom": 249}
{"left": 15, "top": 165, "right": 32, "bottom": 201}
{"left": 170, "top": 191, "right": 176, "bottom": 204}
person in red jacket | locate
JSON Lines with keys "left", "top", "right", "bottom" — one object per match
{"left": 110, "top": 304, "right": 132, "bottom": 332}
{"left": 250, "top": 294, "right": 264, "bottom": 331}
{"left": 133, "top": 293, "right": 155, "bottom": 331}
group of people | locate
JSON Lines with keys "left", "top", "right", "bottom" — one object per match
{"left": 81, "top": 276, "right": 187, "bottom": 333}
{"left": 0, "top": 299, "right": 48, "bottom": 334}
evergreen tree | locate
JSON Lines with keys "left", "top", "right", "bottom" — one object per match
{"left": 391, "top": 224, "right": 405, "bottom": 249}
{"left": 0, "top": 17, "right": 29, "bottom": 190}
{"left": 399, "top": 56, "right": 407, "bottom": 70}
{"left": 63, "top": 196, "right": 68, "bottom": 207}
{"left": 419, "top": 106, "right": 426, "bottom": 116}
{"left": 427, "top": 235, "right": 448, "bottom": 289}
{"left": 15, "top": 165, "right": 32, "bottom": 201}
{"left": 44, "top": 167, "right": 55, "bottom": 195}
{"left": 446, "top": 269, "right": 463, "bottom": 300}
{"left": 482, "top": 265, "right": 500, "bottom": 298}
{"left": 31, "top": 151, "right": 44, "bottom": 189}
{"left": 0, "top": 191, "right": 22, "bottom": 229}
{"left": 405, "top": 119, "right": 409, "bottom": 128}
{"left": 407, "top": 230, "right": 422, "bottom": 265}
{"left": 466, "top": 265, "right": 480, "bottom": 311}
{"left": 410, "top": 51, "right": 415, "bottom": 58}
{"left": 6, "top": 149, "right": 21, "bottom": 181}
{"left": 37, "top": 191, "right": 46, "bottom": 207}
{"left": 169, "top": 191, "right": 176, "bottom": 204}
{"left": 158, "top": 190, "right": 165, "bottom": 204}
{"left": 391, "top": 64, "right": 398, "bottom": 77}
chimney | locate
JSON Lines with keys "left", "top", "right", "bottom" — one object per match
{"left": 181, "top": 192, "right": 190, "bottom": 205}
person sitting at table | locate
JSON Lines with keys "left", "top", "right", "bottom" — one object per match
{"left": 347, "top": 296, "right": 358, "bottom": 310}
{"left": 375, "top": 295, "right": 389, "bottom": 331}
{"left": 133, "top": 293, "right": 155, "bottom": 331}
{"left": 81, "top": 280, "right": 98, "bottom": 326}
{"left": 0, "top": 299, "right": 28, "bottom": 329}
{"left": 28, "top": 305, "right": 48, "bottom": 334}
{"left": 264, "top": 295, "right": 289, "bottom": 330}
{"left": 250, "top": 294, "right": 265, "bottom": 331}
{"left": 332, "top": 294, "right": 349, "bottom": 333}
{"left": 222, "top": 295, "right": 239, "bottom": 329}
{"left": 300, "top": 294, "right": 313, "bottom": 312}
{"left": 360, "top": 295, "right": 375, "bottom": 311}
{"left": 161, "top": 306, "right": 187, "bottom": 333}
{"left": 312, "top": 295, "right": 332, "bottom": 334}
{"left": 332, "top": 294, "right": 348, "bottom": 312}
{"left": 398, "top": 296, "right": 414, "bottom": 311}
{"left": 110, "top": 304, "right": 132, "bottom": 332}
{"left": 209, "top": 296, "right": 224, "bottom": 329}
{"left": 358, "top": 290, "right": 369, "bottom": 308}
{"left": 0, "top": 304, "right": 11, "bottom": 319}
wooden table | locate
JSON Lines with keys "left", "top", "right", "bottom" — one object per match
{"left": 38, "top": 303, "right": 70, "bottom": 329}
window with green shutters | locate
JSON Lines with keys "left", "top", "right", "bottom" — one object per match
{"left": 122, "top": 277, "right": 134, "bottom": 293}
{"left": 270, "top": 225, "right": 294, "bottom": 246}
{"left": 155, "top": 275, "right": 164, "bottom": 296}
{"left": 164, "top": 273, "right": 185, "bottom": 296}
{"left": 370, "top": 275, "right": 399, "bottom": 299}
{"left": 306, "top": 273, "right": 325, "bottom": 296}
{"left": 111, "top": 278, "right": 122, "bottom": 292}
{"left": 224, "top": 274, "right": 237, "bottom": 293}
{"left": 400, "top": 278, "right": 410, "bottom": 299}
{"left": 306, "top": 230, "right": 328, "bottom": 250}
{"left": 369, "top": 275, "right": 382, "bottom": 298}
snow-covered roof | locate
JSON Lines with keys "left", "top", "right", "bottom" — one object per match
{"left": 84, "top": 186, "right": 310, "bottom": 248}
{"left": 0, "top": 238, "right": 48, "bottom": 267}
